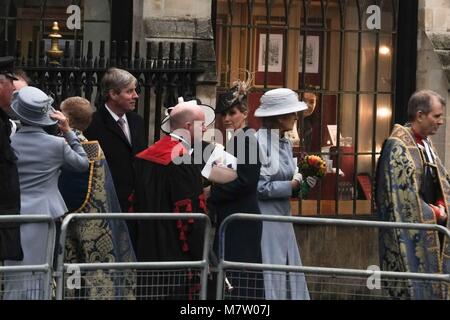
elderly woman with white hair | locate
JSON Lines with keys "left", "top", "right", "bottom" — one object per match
{"left": 255, "top": 88, "right": 317, "bottom": 300}
{"left": 4, "top": 86, "right": 89, "bottom": 300}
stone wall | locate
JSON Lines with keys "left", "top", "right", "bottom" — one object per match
{"left": 417, "top": 0, "right": 450, "bottom": 167}
{"left": 134, "top": 0, "right": 216, "bottom": 142}
{"left": 139, "top": 0, "right": 216, "bottom": 100}
{"left": 295, "top": 225, "right": 380, "bottom": 299}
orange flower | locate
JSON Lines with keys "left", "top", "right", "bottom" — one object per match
{"left": 299, "top": 155, "right": 326, "bottom": 179}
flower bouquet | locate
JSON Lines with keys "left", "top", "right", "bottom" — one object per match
{"left": 298, "top": 155, "right": 327, "bottom": 198}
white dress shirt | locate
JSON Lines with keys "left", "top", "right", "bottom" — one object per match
{"left": 105, "top": 104, "right": 131, "bottom": 143}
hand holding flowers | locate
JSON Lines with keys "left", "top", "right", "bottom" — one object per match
{"left": 297, "top": 155, "right": 326, "bottom": 198}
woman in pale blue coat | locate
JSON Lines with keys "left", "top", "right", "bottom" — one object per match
{"left": 254, "top": 88, "right": 316, "bottom": 300}
{"left": 4, "top": 86, "right": 89, "bottom": 299}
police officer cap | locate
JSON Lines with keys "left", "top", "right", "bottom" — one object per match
{"left": 0, "top": 56, "right": 18, "bottom": 81}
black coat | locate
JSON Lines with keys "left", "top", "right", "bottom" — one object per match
{"left": 134, "top": 136, "right": 206, "bottom": 262}
{"left": 84, "top": 105, "right": 147, "bottom": 249}
{"left": 133, "top": 137, "right": 207, "bottom": 299}
{"left": 209, "top": 127, "right": 262, "bottom": 264}
{"left": 84, "top": 105, "right": 147, "bottom": 212}
{"left": 0, "top": 111, "right": 23, "bottom": 260}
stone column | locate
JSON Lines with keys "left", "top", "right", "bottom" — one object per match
{"left": 417, "top": 0, "right": 450, "bottom": 167}
{"left": 83, "top": 0, "right": 111, "bottom": 58}
{"left": 136, "top": 0, "right": 216, "bottom": 142}
{"left": 143, "top": 0, "right": 216, "bottom": 99}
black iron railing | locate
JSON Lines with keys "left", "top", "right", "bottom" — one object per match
{"left": 1, "top": 39, "right": 205, "bottom": 143}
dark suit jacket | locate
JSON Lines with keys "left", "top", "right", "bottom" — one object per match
{"left": 0, "top": 110, "right": 23, "bottom": 260}
{"left": 209, "top": 127, "right": 262, "bottom": 264}
{"left": 84, "top": 105, "right": 147, "bottom": 212}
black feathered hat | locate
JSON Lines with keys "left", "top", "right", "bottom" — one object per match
{"left": 215, "top": 70, "right": 253, "bottom": 114}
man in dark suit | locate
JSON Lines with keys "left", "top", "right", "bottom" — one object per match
{"left": 0, "top": 56, "right": 23, "bottom": 261}
{"left": 84, "top": 68, "right": 147, "bottom": 246}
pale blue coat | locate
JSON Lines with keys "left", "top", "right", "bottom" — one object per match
{"left": 4, "top": 126, "right": 88, "bottom": 299}
{"left": 256, "top": 129, "right": 310, "bottom": 300}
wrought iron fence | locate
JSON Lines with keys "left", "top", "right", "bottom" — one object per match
{"left": 0, "top": 39, "right": 205, "bottom": 143}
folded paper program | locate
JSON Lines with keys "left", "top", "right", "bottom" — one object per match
{"left": 201, "top": 144, "right": 238, "bottom": 184}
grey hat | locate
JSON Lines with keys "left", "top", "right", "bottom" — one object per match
{"left": 254, "top": 88, "right": 307, "bottom": 117}
{"left": 10, "top": 86, "right": 57, "bottom": 127}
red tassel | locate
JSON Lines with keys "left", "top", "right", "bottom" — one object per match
{"left": 188, "top": 283, "right": 201, "bottom": 300}
{"left": 173, "top": 198, "right": 198, "bottom": 253}
{"left": 174, "top": 199, "right": 192, "bottom": 213}
{"left": 127, "top": 192, "right": 135, "bottom": 213}
{"left": 198, "top": 194, "right": 207, "bottom": 213}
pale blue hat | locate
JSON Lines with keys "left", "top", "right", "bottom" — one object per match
{"left": 10, "top": 86, "right": 57, "bottom": 127}
{"left": 254, "top": 88, "right": 307, "bottom": 117}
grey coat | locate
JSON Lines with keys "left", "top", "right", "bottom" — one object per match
{"left": 12, "top": 126, "right": 89, "bottom": 219}
{"left": 256, "top": 129, "right": 310, "bottom": 300}
{"left": 4, "top": 126, "right": 88, "bottom": 300}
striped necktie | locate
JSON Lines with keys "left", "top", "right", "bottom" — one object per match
{"left": 117, "top": 117, "right": 131, "bottom": 143}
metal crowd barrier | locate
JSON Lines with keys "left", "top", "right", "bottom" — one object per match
{"left": 0, "top": 215, "right": 56, "bottom": 300}
{"left": 216, "top": 214, "right": 450, "bottom": 300}
{"left": 55, "top": 213, "right": 211, "bottom": 300}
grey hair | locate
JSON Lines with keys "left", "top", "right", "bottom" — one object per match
{"left": 101, "top": 68, "right": 137, "bottom": 100}
{"left": 407, "top": 90, "right": 446, "bottom": 121}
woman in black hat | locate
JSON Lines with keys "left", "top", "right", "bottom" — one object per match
{"left": 208, "top": 73, "right": 264, "bottom": 299}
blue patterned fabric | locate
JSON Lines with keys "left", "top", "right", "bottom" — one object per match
{"left": 376, "top": 124, "right": 450, "bottom": 299}
{"left": 60, "top": 137, "right": 136, "bottom": 299}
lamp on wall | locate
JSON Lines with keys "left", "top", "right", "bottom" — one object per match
{"left": 377, "top": 105, "right": 392, "bottom": 119}
{"left": 379, "top": 45, "right": 391, "bottom": 55}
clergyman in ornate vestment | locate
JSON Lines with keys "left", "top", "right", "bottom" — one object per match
{"left": 376, "top": 90, "right": 450, "bottom": 299}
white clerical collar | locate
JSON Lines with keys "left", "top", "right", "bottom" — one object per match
{"left": 169, "top": 132, "right": 193, "bottom": 155}
{"left": 105, "top": 104, "right": 128, "bottom": 124}
{"left": 422, "top": 138, "right": 436, "bottom": 164}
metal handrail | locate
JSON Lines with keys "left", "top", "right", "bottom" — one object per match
{"left": 216, "top": 213, "right": 450, "bottom": 299}
{"left": 0, "top": 215, "right": 56, "bottom": 300}
{"left": 56, "top": 213, "right": 211, "bottom": 300}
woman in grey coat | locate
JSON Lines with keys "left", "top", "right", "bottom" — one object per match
{"left": 4, "top": 86, "right": 89, "bottom": 300}
{"left": 254, "top": 88, "right": 316, "bottom": 300}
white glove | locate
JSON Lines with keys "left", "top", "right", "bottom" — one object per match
{"left": 306, "top": 176, "right": 317, "bottom": 188}
{"left": 293, "top": 172, "right": 303, "bottom": 183}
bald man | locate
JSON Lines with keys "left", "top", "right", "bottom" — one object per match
{"left": 132, "top": 102, "right": 208, "bottom": 299}
{"left": 167, "top": 102, "right": 206, "bottom": 151}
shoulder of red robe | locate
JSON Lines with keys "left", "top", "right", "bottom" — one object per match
{"left": 136, "top": 135, "right": 188, "bottom": 166}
